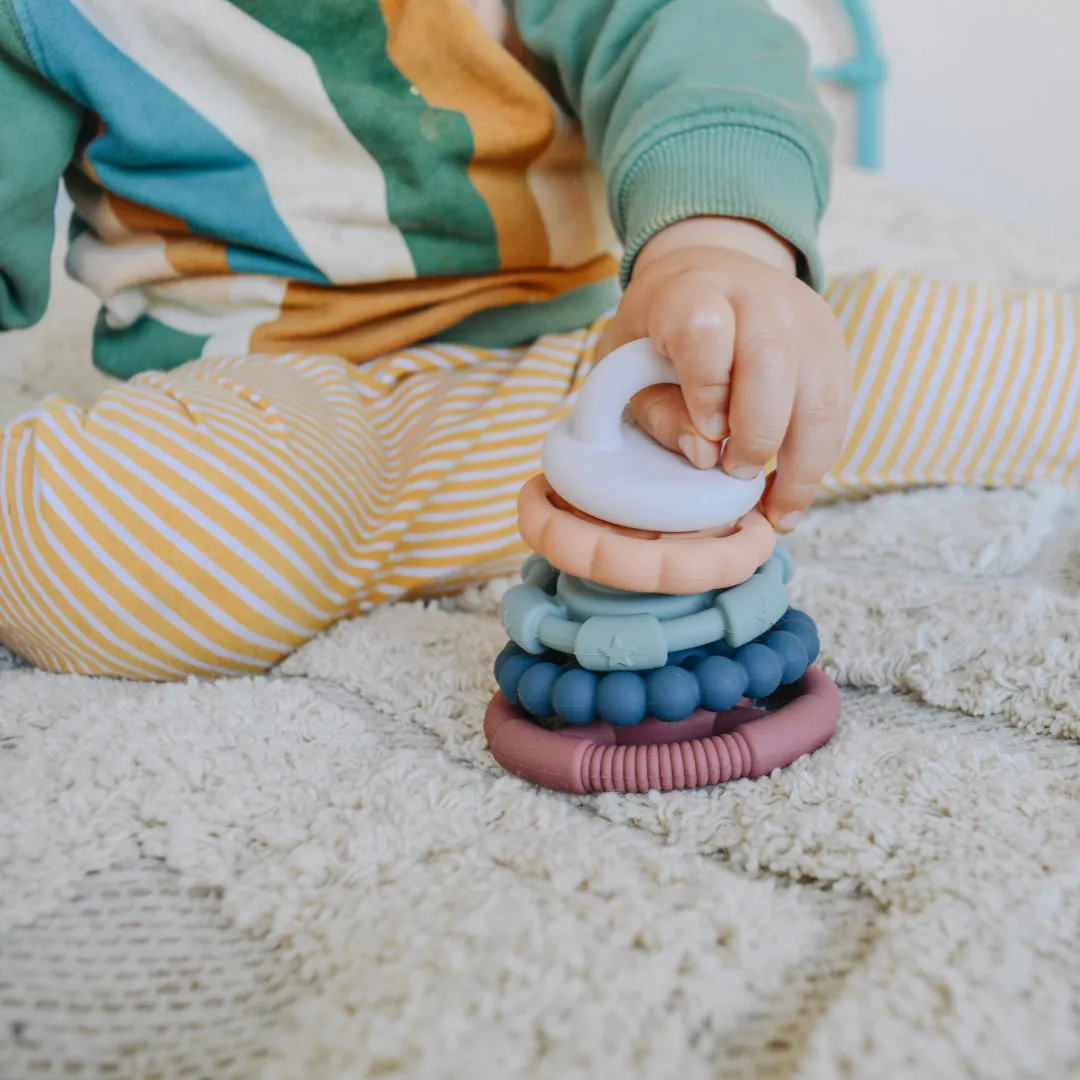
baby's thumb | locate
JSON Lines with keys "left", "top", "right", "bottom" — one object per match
{"left": 628, "top": 384, "right": 723, "bottom": 470}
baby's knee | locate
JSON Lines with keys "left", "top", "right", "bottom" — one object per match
{"left": 0, "top": 376, "right": 363, "bottom": 679}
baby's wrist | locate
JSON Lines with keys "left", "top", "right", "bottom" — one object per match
{"left": 634, "top": 217, "right": 798, "bottom": 277}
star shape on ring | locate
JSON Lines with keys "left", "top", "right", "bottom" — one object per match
{"left": 598, "top": 635, "right": 637, "bottom": 668}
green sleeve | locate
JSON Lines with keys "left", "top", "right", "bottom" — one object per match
{"left": 0, "top": 3, "right": 86, "bottom": 330}
{"left": 511, "top": 0, "right": 834, "bottom": 288}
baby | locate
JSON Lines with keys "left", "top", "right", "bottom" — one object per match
{"left": 1, "top": 0, "right": 1074, "bottom": 679}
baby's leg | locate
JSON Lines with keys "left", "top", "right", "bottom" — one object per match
{"left": 822, "top": 270, "right": 1080, "bottom": 495}
{"left": 0, "top": 352, "right": 386, "bottom": 678}
{"left": 350, "top": 323, "right": 606, "bottom": 604}
{"left": 0, "top": 326, "right": 605, "bottom": 678}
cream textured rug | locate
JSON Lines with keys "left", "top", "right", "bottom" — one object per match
{"left": 4, "top": 170, "right": 1080, "bottom": 1080}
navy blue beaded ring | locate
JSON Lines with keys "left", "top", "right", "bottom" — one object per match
{"left": 493, "top": 608, "right": 821, "bottom": 728}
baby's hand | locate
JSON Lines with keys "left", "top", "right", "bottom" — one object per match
{"left": 606, "top": 218, "right": 851, "bottom": 533}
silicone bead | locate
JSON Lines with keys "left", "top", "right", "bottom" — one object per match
{"left": 551, "top": 669, "right": 600, "bottom": 726}
{"left": 645, "top": 666, "right": 702, "bottom": 723}
{"left": 493, "top": 640, "right": 524, "bottom": 682}
{"left": 780, "top": 608, "right": 816, "bottom": 630}
{"left": 775, "top": 611, "right": 820, "bottom": 665}
{"left": 497, "top": 653, "right": 541, "bottom": 705}
{"left": 695, "top": 655, "right": 749, "bottom": 713}
{"left": 500, "top": 584, "right": 566, "bottom": 655}
{"left": 517, "top": 662, "right": 563, "bottom": 718}
{"left": 595, "top": 671, "right": 647, "bottom": 727}
{"left": 762, "top": 630, "right": 810, "bottom": 685}
{"left": 735, "top": 643, "right": 783, "bottom": 700}
{"left": 574, "top": 613, "right": 668, "bottom": 672}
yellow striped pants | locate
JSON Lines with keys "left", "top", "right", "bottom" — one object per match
{"left": 2, "top": 268, "right": 1079, "bottom": 679}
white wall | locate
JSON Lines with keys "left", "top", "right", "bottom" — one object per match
{"left": 773, "top": 0, "right": 1080, "bottom": 244}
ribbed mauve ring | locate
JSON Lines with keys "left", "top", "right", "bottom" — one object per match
{"left": 484, "top": 667, "right": 841, "bottom": 794}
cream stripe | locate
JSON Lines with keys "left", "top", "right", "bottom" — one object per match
{"left": 404, "top": 517, "right": 520, "bottom": 543}
{"left": 425, "top": 479, "right": 527, "bottom": 505}
{"left": 387, "top": 531, "right": 520, "bottom": 563}
{"left": 839, "top": 271, "right": 894, "bottom": 369}
{"left": 145, "top": 276, "right": 290, "bottom": 358}
{"left": 71, "top": 0, "right": 415, "bottom": 283}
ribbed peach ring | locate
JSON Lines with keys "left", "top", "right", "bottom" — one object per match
{"left": 516, "top": 474, "right": 776, "bottom": 595}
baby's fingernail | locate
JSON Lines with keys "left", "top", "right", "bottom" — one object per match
{"left": 702, "top": 414, "right": 725, "bottom": 440}
{"left": 726, "top": 462, "right": 760, "bottom": 481}
{"left": 678, "top": 433, "right": 711, "bottom": 469}
{"left": 775, "top": 511, "right": 803, "bottom": 533}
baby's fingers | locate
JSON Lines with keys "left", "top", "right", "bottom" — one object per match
{"left": 646, "top": 277, "right": 737, "bottom": 442}
{"left": 765, "top": 321, "right": 853, "bottom": 529}
{"left": 628, "top": 385, "right": 723, "bottom": 469}
{"left": 721, "top": 298, "right": 798, "bottom": 481}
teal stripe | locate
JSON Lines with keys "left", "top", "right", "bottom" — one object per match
{"left": 0, "top": 4, "right": 84, "bottom": 330}
{"left": 92, "top": 311, "right": 210, "bottom": 379}
{"left": 233, "top": 0, "right": 500, "bottom": 277}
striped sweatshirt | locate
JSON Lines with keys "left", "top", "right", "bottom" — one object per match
{"left": 0, "top": 0, "right": 833, "bottom": 379}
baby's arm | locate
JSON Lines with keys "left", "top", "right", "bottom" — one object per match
{"left": 513, "top": 0, "right": 833, "bottom": 287}
{"left": 0, "top": 12, "right": 85, "bottom": 330}
{"left": 512, "top": 0, "right": 850, "bottom": 529}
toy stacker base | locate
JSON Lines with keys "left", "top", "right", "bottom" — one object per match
{"left": 484, "top": 667, "right": 840, "bottom": 794}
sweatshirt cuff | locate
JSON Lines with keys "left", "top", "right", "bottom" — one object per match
{"left": 616, "top": 123, "right": 827, "bottom": 291}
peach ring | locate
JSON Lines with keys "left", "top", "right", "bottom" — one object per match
{"left": 516, "top": 474, "right": 776, "bottom": 595}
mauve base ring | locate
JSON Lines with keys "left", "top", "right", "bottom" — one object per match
{"left": 484, "top": 667, "right": 840, "bottom": 794}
